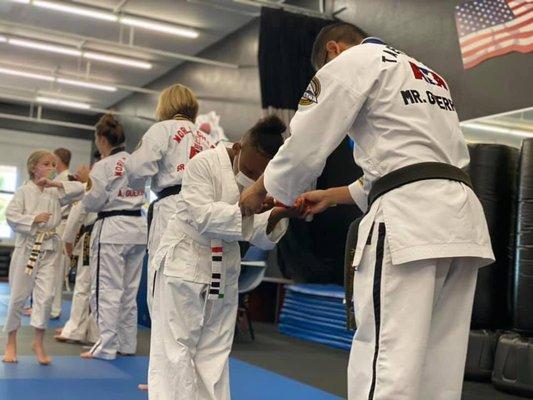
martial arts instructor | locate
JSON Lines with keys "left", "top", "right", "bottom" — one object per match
{"left": 240, "top": 23, "right": 494, "bottom": 400}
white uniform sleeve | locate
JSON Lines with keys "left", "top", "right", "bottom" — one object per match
{"left": 348, "top": 178, "right": 368, "bottom": 213}
{"left": 125, "top": 124, "right": 167, "bottom": 187}
{"left": 181, "top": 156, "right": 245, "bottom": 242}
{"left": 246, "top": 211, "right": 288, "bottom": 250}
{"left": 62, "top": 202, "right": 88, "bottom": 244}
{"left": 58, "top": 181, "right": 85, "bottom": 206}
{"left": 264, "top": 56, "right": 377, "bottom": 205}
{"left": 82, "top": 164, "right": 109, "bottom": 213}
{"left": 5, "top": 188, "right": 37, "bottom": 235}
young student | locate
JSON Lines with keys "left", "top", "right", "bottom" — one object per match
{"left": 51, "top": 147, "right": 73, "bottom": 319}
{"left": 81, "top": 114, "right": 147, "bottom": 360}
{"left": 3, "top": 150, "right": 84, "bottom": 365}
{"left": 55, "top": 153, "right": 101, "bottom": 344}
{"left": 125, "top": 84, "right": 214, "bottom": 391}
{"left": 148, "top": 116, "right": 303, "bottom": 400}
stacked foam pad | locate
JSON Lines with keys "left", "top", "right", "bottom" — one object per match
{"left": 493, "top": 138, "right": 533, "bottom": 396}
{"left": 465, "top": 144, "right": 520, "bottom": 381}
{"left": 278, "top": 284, "right": 354, "bottom": 351}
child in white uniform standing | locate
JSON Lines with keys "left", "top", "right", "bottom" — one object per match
{"left": 81, "top": 114, "right": 147, "bottom": 360}
{"left": 2, "top": 150, "right": 84, "bottom": 365}
{"left": 149, "top": 116, "right": 303, "bottom": 400}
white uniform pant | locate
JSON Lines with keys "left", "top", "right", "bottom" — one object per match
{"left": 4, "top": 246, "right": 58, "bottom": 332}
{"left": 148, "top": 269, "right": 238, "bottom": 400}
{"left": 89, "top": 242, "right": 145, "bottom": 360}
{"left": 348, "top": 222, "right": 479, "bottom": 400}
{"left": 52, "top": 223, "right": 67, "bottom": 317}
{"left": 61, "top": 255, "right": 99, "bottom": 343}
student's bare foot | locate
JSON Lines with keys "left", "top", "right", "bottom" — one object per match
{"left": 2, "top": 346, "right": 17, "bottom": 363}
{"left": 80, "top": 351, "right": 94, "bottom": 359}
{"left": 3, "top": 331, "right": 18, "bottom": 363}
{"left": 54, "top": 335, "right": 71, "bottom": 343}
{"left": 54, "top": 327, "right": 63, "bottom": 335}
{"left": 138, "top": 384, "right": 148, "bottom": 392}
{"left": 32, "top": 341, "right": 51, "bottom": 365}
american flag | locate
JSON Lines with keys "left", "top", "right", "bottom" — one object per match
{"left": 454, "top": 0, "right": 533, "bottom": 69}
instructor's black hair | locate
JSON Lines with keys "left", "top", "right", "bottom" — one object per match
{"left": 311, "top": 22, "right": 369, "bottom": 71}
{"left": 243, "top": 115, "right": 286, "bottom": 159}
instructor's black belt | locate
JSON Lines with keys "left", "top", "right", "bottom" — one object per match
{"left": 344, "top": 162, "right": 472, "bottom": 331}
{"left": 147, "top": 184, "right": 182, "bottom": 236}
{"left": 96, "top": 209, "right": 142, "bottom": 221}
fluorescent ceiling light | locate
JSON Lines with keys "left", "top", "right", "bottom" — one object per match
{"left": 56, "top": 78, "right": 116, "bottom": 92}
{"left": 5, "top": 37, "right": 152, "bottom": 69}
{"left": 0, "top": 67, "right": 54, "bottom": 82}
{"left": 119, "top": 16, "right": 199, "bottom": 39}
{"left": 36, "top": 96, "right": 91, "bottom": 110}
{"left": 33, "top": 0, "right": 118, "bottom": 22}
{"left": 0, "top": 66, "right": 117, "bottom": 92}
{"left": 83, "top": 51, "right": 152, "bottom": 69}
{"left": 12, "top": 0, "right": 198, "bottom": 39}
{"left": 0, "top": 35, "right": 8, "bottom": 43}
{"left": 9, "top": 38, "right": 82, "bottom": 56}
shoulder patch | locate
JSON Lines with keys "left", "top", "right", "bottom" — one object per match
{"left": 299, "top": 77, "right": 321, "bottom": 106}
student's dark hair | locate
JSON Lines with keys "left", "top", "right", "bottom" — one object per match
{"left": 54, "top": 147, "right": 71, "bottom": 167}
{"left": 311, "top": 22, "right": 369, "bottom": 71}
{"left": 93, "top": 150, "right": 101, "bottom": 160}
{"left": 244, "top": 115, "right": 286, "bottom": 159}
{"left": 95, "top": 114, "right": 125, "bottom": 147}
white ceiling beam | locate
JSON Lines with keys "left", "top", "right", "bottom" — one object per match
{"left": 0, "top": 112, "right": 95, "bottom": 130}
{"left": 0, "top": 20, "right": 239, "bottom": 69}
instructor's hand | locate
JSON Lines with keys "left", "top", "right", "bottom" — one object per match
{"left": 298, "top": 190, "right": 335, "bottom": 216}
{"left": 239, "top": 178, "right": 267, "bottom": 217}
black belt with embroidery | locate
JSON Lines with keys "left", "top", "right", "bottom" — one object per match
{"left": 344, "top": 162, "right": 472, "bottom": 331}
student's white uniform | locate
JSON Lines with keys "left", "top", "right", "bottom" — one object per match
{"left": 82, "top": 149, "right": 147, "bottom": 360}
{"left": 149, "top": 145, "right": 288, "bottom": 400}
{"left": 60, "top": 201, "right": 99, "bottom": 343}
{"left": 263, "top": 38, "right": 495, "bottom": 400}
{"left": 4, "top": 180, "right": 84, "bottom": 332}
{"left": 125, "top": 119, "right": 214, "bottom": 313}
{"left": 51, "top": 169, "right": 71, "bottom": 318}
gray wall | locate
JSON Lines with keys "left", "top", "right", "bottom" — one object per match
{"left": 347, "top": 0, "right": 532, "bottom": 121}
{"left": 115, "top": 20, "right": 262, "bottom": 151}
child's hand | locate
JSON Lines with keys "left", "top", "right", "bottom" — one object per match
{"left": 34, "top": 213, "right": 52, "bottom": 224}
{"left": 74, "top": 165, "right": 91, "bottom": 183}
{"left": 36, "top": 177, "right": 60, "bottom": 188}
{"left": 273, "top": 198, "right": 307, "bottom": 220}
{"left": 260, "top": 196, "right": 276, "bottom": 212}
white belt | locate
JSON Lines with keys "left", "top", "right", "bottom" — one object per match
{"left": 173, "top": 219, "right": 225, "bottom": 301}
{"left": 26, "top": 230, "right": 56, "bottom": 275}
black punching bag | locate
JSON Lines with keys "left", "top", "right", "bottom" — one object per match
{"left": 467, "top": 143, "right": 519, "bottom": 329}
{"left": 513, "top": 138, "right": 533, "bottom": 334}
{"left": 277, "top": 138, "right": 363, "bottom": 284}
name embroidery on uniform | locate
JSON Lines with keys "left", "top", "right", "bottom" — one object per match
{"left": 173, "top": 127, "right": 193, "bottom": 144}
{"left": 114, "top": 157, "right": 126, "bottom": 176}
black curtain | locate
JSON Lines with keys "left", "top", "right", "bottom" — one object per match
{"left": 258, "top": 8, "right": 330, "bottom": 111}
{"left": 258, "top": 8, "right": 363, "bottom": 284}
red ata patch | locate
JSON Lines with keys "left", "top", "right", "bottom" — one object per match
{"left": 176, "top": 164, "right": 185, "bottom": 172}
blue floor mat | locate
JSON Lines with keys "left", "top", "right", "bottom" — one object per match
{"left": 0, "top": 356, "right": 341, "bottom": 400}
{"left": 279, "top": 284, "right": 354, "bottom": 351}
